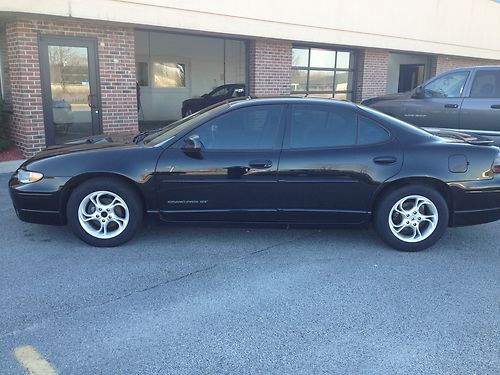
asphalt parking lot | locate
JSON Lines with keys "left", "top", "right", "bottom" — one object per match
{"left": 0, "top": 173, "right": 499, "bottom": 374}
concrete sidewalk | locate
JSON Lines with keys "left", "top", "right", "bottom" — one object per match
{"left": 0, "top": 159, "right": 25, "bottom": 174}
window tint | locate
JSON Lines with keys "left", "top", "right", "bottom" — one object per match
{"left": 193, "top": 105, "right": 283, "bottom": 150}
{"left": 358, "top": 116, "right": 390, "bottom": 145}
{"left": 470, "top": 70, "right": 500, "bottom": 98}
{"left": 424, "top": 71, "right": 469, "bottom": 98}
{"left": 289, "top": 105, "right": 357, "bottom": 149}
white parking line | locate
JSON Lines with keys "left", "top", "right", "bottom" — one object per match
{"left": 14, "top": 346, "right": 58, "bottom": 375}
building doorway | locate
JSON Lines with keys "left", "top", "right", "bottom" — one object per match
{"left": 398, "top": 64, "right": 425, "bottom": 92}
{"left": 39, "top": 36, "right": 101, "bottom": 145}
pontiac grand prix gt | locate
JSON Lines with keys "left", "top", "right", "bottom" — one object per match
{"left": 9, "top": 97, "right": 500, "bottom": 251}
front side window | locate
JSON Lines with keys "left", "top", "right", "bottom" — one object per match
{"left": 288, "top": 105, "right": 357, "bottom": 149}
{"left": 291, "top": 47, "right": 355, "bottom": 100}
{"left": 470, "top": 70, "right": 500, "bottom": 98}
{"left": 424, "top": 71, "right": 469, "bottom": 98}
{"left": 192, "top": 105, "right": 284, "bottom": 150}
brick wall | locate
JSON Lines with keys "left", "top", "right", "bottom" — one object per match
{"left": 0, "top": 25, "right": 12, "bottom": 111}
{"left": 433, "top": 55, "right": 500, "bottom": 75}
{"left": 355, "top": 48, "right": 389, "bottom": 102}
{"left": 6, "top": 18, "right": 137, "bottom": 157}
{"left": 248, "top": 39, "right": 292, "bottom": 96}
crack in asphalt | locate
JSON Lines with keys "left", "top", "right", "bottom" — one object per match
{"left": 1, "top": 229, "right": 319, "bottom": 340}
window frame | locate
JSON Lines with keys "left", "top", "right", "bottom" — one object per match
{"left": 174, "top": 104, "right": 287, "bottom": 152}
{"left": 291, "top": 46, "right": 356, "bottom": 100}
{"left": 283, "top": 104, "right": 392, "bottom": 151}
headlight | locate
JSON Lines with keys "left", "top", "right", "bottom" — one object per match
{"left": 17, "top": 169, "right": 44, "bottom": 183}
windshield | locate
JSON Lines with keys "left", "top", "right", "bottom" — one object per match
{"left": 143, "top": 104, "right": 227, "bottom": 146}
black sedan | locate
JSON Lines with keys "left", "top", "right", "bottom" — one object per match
{"left": 181, "top": 84, "right": 245, "bottom": 117}
{"left": 9, "top": 98, "right": 500, "bottom": 251}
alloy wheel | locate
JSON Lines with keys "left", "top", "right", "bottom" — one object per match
{"left": 78, "top": 190, "right": 130, "bottom": 239}
{"left": 388, "top": 195, "right": 438, "bottom": 243}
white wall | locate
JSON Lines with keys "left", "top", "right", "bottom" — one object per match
{"left": 135, "top": 30, "right": 245, "bottom": 121}
{"left": 386, "top": 53, "right": 431, "bottom": 94}
{"left": 3, "top": 0, "right": 500, "bottom": 60}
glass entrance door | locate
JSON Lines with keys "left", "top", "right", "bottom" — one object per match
{"left": 39, "top": 37, "right": 101, "bottom": 145}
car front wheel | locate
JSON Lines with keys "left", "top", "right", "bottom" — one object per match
{"left": 67, "top": 178, "right": 143, "bottom": 247}
{"left": 374, "top": 185, "right": 449, "bottom": 252}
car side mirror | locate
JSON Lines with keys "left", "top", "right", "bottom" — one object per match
{"left": 183, "top": 134, "right": 202, "bottom": 152}
{"left": 412, "top": 86, "right": 424, "bottom": 99}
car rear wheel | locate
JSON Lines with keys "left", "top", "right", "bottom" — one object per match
{"left": 374, "top": 185, "right": 449, "bottom": 251}
{"left": 67, "top": 178, "right": 143, "bottom": 247}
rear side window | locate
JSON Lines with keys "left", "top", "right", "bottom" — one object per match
{"left": 289, "top": 105, "right": 357, "bottom": 149}
{"left": 470, "top": 70, "right": 500, "bottom": 98}
{"left": 358, "top": 116, "right": 390, "bottom": 145}
{"left": 287, "top": 105, "right": 390, "bottom": 149}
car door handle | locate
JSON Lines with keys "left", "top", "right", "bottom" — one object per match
{"left": 249, "top": 160, "right": 273, "bottom": 169}
{"left": 490, "top": 104, "right": 500, "bottom": 109}
{"left": 444, "top": 104, "right": 459, "bottom": 109}
{"left": 373, "top": 156, "right": 397, "bottom": 164}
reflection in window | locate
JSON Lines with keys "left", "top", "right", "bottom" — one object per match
{"left": 292, "top": 48, "right": 309, "bottom": 67}
{"left": 308, "top": 71, "right": 334, "bottom": 91}
{"left": 291, "top": 70, "right": 308, "bottom": 91}
{"left": 310, "top": 49, "right": 335, "bottom": 68}
{"left": 289, "top": 105, "right": 357, "bottom": 149}
{"left": 291, "top": 47, "right": 355, "bottom": 100}
{"left": 153, "top": 62, "right": 186, "bottom": 88}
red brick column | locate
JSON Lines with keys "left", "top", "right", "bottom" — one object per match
{"left": 248, "top": 39, "right": 292, "bottom": 96}
{"left": 355, "top": 48, "right": 389, "bottom": 102}
{"left": 6, "top": 20, "right": 44, "bottom": 156}
{"left": 6, "top": 18, "right": 138, "bottom": 157}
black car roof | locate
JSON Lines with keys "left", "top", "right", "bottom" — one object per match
{"left": 227, "top": 96, "right": 357, "bottom": 110}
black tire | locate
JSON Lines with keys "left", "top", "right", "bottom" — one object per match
{"left": 66, "top": 177, "right": 143, "bottom": 247}
{"left": 374, "top": 184, "right": 449, "bottom": 252}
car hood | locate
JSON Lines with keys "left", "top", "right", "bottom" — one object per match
{"left": 24, "top": 132, "right": 138, "bottom": 164}
{"left": 361, "top": 91, "right": 412, "bottom": 105}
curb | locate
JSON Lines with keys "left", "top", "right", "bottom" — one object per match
{"left": 0, "top": 159, "right": 26, "bottom": 174}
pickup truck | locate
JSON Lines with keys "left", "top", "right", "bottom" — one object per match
{"left": 361, "top": 66, "right": 500, "bottom": 145}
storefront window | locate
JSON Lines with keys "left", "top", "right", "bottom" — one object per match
{"left": 291, "top": 47, "right": 355, "bottom": 100}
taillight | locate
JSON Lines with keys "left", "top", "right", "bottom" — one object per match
{"left": 493, "top": 150, "right": 500, "bottom": 173}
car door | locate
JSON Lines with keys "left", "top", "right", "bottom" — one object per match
{"left": 277, "top": 104, "right": 403, "bottom": 224}
{"left": 460, "top": 68, "right": 500, "bottom": 135}
{"left": 401, "top": 70, "right": 470, "bottom": 129}
{"left": 155, "top": 104, "right": 285, "bottom": 221}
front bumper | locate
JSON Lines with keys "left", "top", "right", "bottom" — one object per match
{"left": 450, "top": 176, "right": 500, "bottom": 227}
{"left": 9, "top": 174, "right": 71, "bottom": 225}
